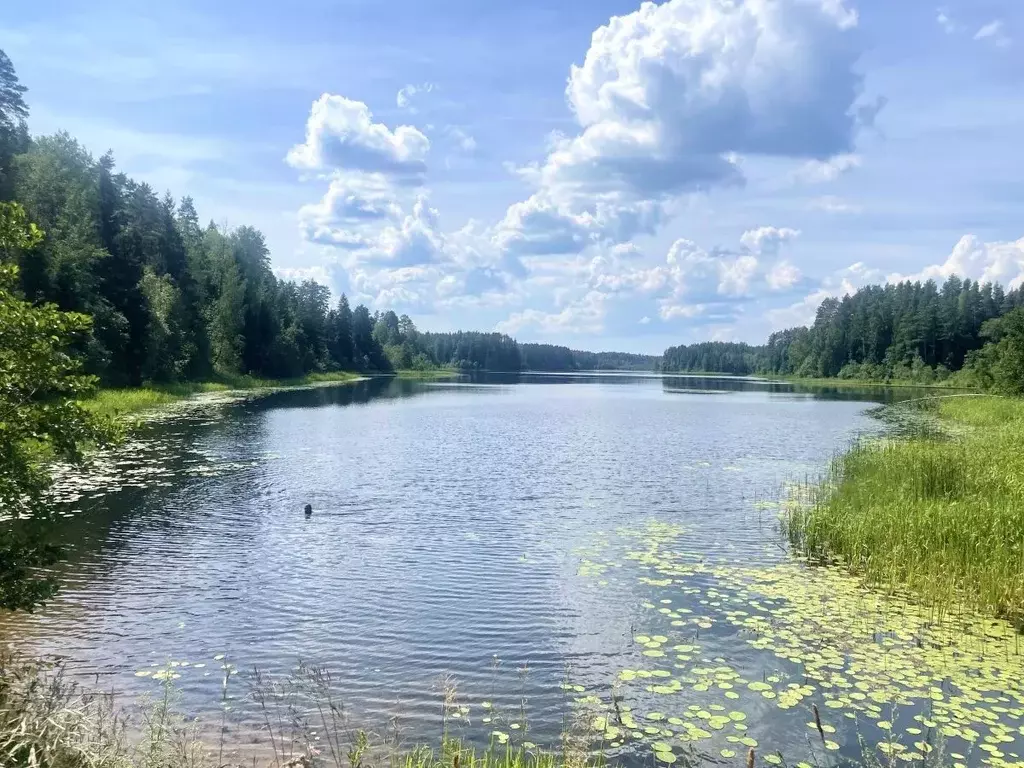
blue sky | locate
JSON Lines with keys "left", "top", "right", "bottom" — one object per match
{"left": 2, "top": 0, "right": 1023, "bottom": 353}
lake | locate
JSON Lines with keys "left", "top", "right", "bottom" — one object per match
{"left": 4, "top": 374, "right": 1023, "bottom": 766}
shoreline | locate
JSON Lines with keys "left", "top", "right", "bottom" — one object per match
{"left": 786, "top": 394, "right": 1024, "bottom": 626}
{"left": 768, "top": 375, "right": 973, "bottom": 390}
{"left": 82, "top": 369, "right": 470, "bottom": 421}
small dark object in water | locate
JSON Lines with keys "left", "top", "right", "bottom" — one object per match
{"left": 304, "top": 504, "right": 313, "bottom": 517}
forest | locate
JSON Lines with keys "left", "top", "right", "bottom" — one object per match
{"left": 663, "top": 278, "right": 1024, "bottom": 391}
{"left": 0, "top": 50, "right": 649, "bottom": 382}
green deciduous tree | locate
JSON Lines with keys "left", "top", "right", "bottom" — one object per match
{"left": 0, "top": 204, "right": 117, "bottom": 611}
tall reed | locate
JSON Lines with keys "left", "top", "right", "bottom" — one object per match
{"left": 787, "top": 396, "right": 1024, "bottom": 626}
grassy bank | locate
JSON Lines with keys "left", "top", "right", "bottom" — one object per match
{"left": 786, "top": 395, "right": 1024, "bottom": 626}
{"left": 395, "top": 368, "right": 462, "bottom": 379}
{"left": 84, "top": 372, "right": 363, "bottom": 420}
{"left": 771, "top": 375, "right": 970, "bottom": 390}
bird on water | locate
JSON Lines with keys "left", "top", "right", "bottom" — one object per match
{"left": 304, "top": 504, "right": 313, "bottom": 517}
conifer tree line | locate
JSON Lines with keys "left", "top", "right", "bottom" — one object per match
{"left": 0, "top": 50, "right": 661, "bottom": 382}
{"left": 662, "top": 278, "right": 1024, "bottom": 392}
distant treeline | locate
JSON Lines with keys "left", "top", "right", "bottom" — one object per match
{"left": 519, "top": 344, "right": 659, "bottom": 372}
{"left": 0, "top": 50, "right": 657, "bottom": 383}
{"left": 360, "top": 319, "right": 659, "bottom": 372}
{"left": 663, "top": 277, "right": 1024, "bottom": 388}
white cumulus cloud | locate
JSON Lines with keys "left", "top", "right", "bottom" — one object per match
{"left": 767, "top": 260, "right": 803, "bottom": 290}
{"left": 740, "top": 226, "right": 801, "bottom": 255}
{"left": 286, "top": 94, "right": 429, "bottom": 178}
{"left": 496, "top": 291, "right": 609, "bottom": 336}
{"left": 890, "top": 235, "right": 1024, "bottom": 289}
{"left": 794, "top": 153, "right": 862, "bottom": 183}
{"left": 494, "top": 0, "right": 866, "bottom": 257}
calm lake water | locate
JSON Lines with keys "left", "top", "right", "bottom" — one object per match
{"left": 4, "top": 375, "right": 1023, "bottom": 766}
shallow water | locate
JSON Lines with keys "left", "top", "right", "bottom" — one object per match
{"left": 3, "top": 374, "right": 1021, "bottom": 766}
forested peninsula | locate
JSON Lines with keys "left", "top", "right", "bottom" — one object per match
{"left": 661, "top": 280, "right": 1024, "bottom": 391}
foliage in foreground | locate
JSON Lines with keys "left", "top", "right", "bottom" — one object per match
{"left": 0, "top": 653, "right": 968, "bottom": 768}
{"left": 787, "top": 395, "right": 1024, "bottom": 627}
{"left": 0, "top": 206, "right": 118, "bottom": 611}
{"left": 0, "top": 655, "right": 597, "bottom": 768}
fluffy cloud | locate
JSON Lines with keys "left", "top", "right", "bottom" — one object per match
{"left": 368, "top": 196, "right": 447, "bottom": 267}
{"left": 286, "top": 94, "right": 429, "bottom": 178}
{"left": 767, "top": 260, "right": 803, "bottom": 290}
{"left": 494, "top": 0, "right": 866, "bottom": 256}
{"left": 740, "top": 226, "right": 801, "bottom": 255}
{"left": 662, "top": 238, "right": 760, "bottom": 305}
{"left": 794, "top": 153, "right": 862, "bottom": 183}
{"left": 496, "top": 291, "right": 608, "bottom": 336}
{"left": 890, "top": 235, "right": 1024, "bottom": 289}
{"left": 298, "top": 174, "right": 401, "bottom": 238}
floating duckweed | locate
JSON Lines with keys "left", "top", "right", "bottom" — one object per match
{"left": 764, "top": 755, "right": 782, "bottom": 765}
{"left": 721, "top": 749, "right": 736, "bottom": 758}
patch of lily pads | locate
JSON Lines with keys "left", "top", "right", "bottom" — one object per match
{"left": 571, "top": 521, "right": 1024, "bottom": 768}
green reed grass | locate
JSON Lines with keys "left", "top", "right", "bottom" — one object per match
{"left": 83, "top": 372, "right": 363, "bottom": 420}
{"left": 394, "top": 369, "right": 461, "bottom": 380}
{"left": 786, "top": 395, "right": 1024, "bottom": 626}
{"left": 0, "top": 654, "right": 596, "bottom": 768}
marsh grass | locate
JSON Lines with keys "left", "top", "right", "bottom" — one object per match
{"left": 394, "top": 369, "right": 462, "bottom": 380}
{"left": 770, "top": 376, "right": 970, "bottom": 391}
{"left": 0, "top": 655, "right": 601, "bottom": 768}
{"left": 0, "top": 653, "right": 213, "bottom": 768}
{"left": 83, "top": 372, "right": 363, "bottom": 420}
{"left": 786, "top": 395, "right": 1024, "bottom": 627}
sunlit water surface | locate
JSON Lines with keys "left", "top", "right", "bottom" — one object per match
{"left": 3, "top": 375, "right": 1022, "bottom": 766}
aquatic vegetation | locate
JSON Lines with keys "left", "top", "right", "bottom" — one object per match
{"left": 786, "top": 396, "right": 1024, "bottom": 626}
{"left": 573, "top": 520, "right": 1024, "bottom": 767}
